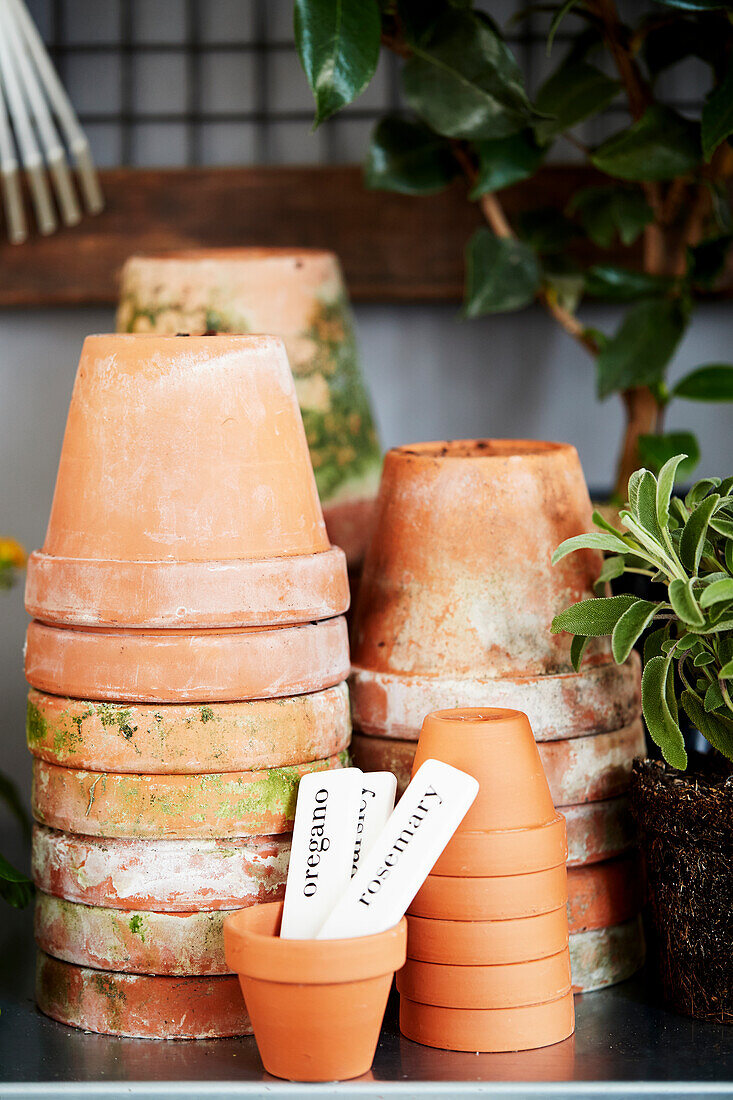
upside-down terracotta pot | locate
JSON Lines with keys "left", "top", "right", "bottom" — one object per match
{"left": 566, "top": 853, "right": 643, "bottom": 934}
{"left": 36, "top": 951, "right": 249, "bottom": 1039}
{"left": 32, "top": 825, "right": 291, "bottom": 911}
{"left": 223, "top": 901, "right": 406, "bottom": 1081}
{"left": 563, "top": 797, "right": 635, "bottom": 867}
{"left": 25, "top": 333, "right": 349, "bottom": 628}
{"left": 27, "top": 683, "right": 351, "bottom": 773}
{"left": 32, "top": 753, "right": 345, "bottom": 839}
{"left": 406, "top": 909, "right": 569, "bottom": 966}
{"left": 117, "top": 251, "right": 382, "bottom": 568}
{"left": 24, "top": 617, "right": 349, "bottom": 703}
{"left": 569, "top": 916, "right": 645, "bottom": 992}
{"left": 409, "top": 865, "right": 568, "bottom": 922}
{"left": 397, "top": 949, "right": 572, "bottom": 1009}
{"left": 399, "top": 991, "right": 574, "bottom": 1053}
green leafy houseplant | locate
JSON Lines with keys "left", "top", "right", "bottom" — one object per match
{"left": 551, "top": 453, "right": 733, "bottom": 770}
{"left": 294, "top": 0, "right": 733, "bottom": 499}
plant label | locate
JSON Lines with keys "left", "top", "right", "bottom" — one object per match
{"left": 352, "top": 772, "right": 398, "bottom": 877}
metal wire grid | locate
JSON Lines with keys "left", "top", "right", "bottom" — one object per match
{"left": 25, "top": 0, "right": 711, "bottom": 169}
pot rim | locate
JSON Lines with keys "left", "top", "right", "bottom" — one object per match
{"left": 125, "top": 247, "right": 337, "bottom": 264}
{"left": 387, "top": 440, "right": 574, "bottom": 462}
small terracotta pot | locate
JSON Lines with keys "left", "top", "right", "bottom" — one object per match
{"left": 32, "top": 753, "right": 345, "bottom": 839}
{"left": 35, "top": 891, "right": 232, "bottom": 975}
{"left": 569, "top": 916, "right": 645, "bottom": 993}
{"left": 563, "top": 797, "right": 635, "bottom": 867}
{"left": 406, "top": 908, "right": 569, "bottom": 966}
{"left": 397, "top": 949, "right": 572, "bottom": 1009}
{"left": 223, "top": 900, "right": 406, "bottom": 1081}
{"left": 399, "top": 990, "right": 575, "bottom": 1053}
{"left": 349, "top": 656, "right": 641, "bottom": 742}
{"left": 32, "top": 824, "right": 290, "bottom": 911}
{"left": 36, "top": 951, "right": 249, "bottom": 1039}
{"left": 566, "top": 853, "right": 643, "bottom": 934}
{"left": 353, "top": 719, "right": 645, "bottom": 806}
{"left": 431, "top": 815, "right": 567, "bottom": 878}
{"left": 409, "top": 865, "right": 567, "bottom": 922}
{"left": 24, "top": 617, "right": 349, "bottom": 703}
{"left": 117, "top": 251, "right": 382, "bottom": 568}
{"left": 27, "top": 683, "right": 351, "bottom": 774}
{"left": 25, "top": 334, "right": 350, "bottom": 628}
{"left": 412, "top": 708, "right": 556, "bottom": 831}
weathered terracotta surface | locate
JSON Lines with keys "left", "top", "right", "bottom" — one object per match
{"left": 432, "top": 815, "right": 567, "bottom": 878}
{"left": 353, "top": 719, "right": 645, "bottom": 803}
{"left": 566, "top": 853, "right": 643, "bottom": 934}
{"left": 35, "top": 892, "right": 231, "bottom": 975}
{"left": 409, "top": 865, "right": 568, "bottom": 922}
{"left": 27, "top": 683, "right": 351, "bottom": 773}
{"left": 32, "top": 753, "right": 346, "bottom": 839}
{"left": 397, "top": 949, "right": 572, "bottom": 1010}
{"left": 24, "top": 617, "right": 350, "bottom": 703}
{"left": 569, "top": 916, "right": 645, "bottom": 993}
{"left": 406, "top": 908, "right": 569, "bottom": 966}
{"left": 117, "top": 251, "right": 382, "bottom": 567}
{"left": 25, "top": 334, "right": 340, "bottom": 627}
{"left": 399, "top": 991, "right": 575, "bottom": 1053}
{"left": 32, "top": 825, "right": 290, "bottom": 911}
{"left": 563, "top": 797, "right": 635, "bottom": 868}
{"left": 36, "top": 951, "right": 250, "bottom": 1038}
{"left": 349, "top": 657, "right": 641, "bottom": 742}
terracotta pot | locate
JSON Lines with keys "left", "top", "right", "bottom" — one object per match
{"left": 32, "top": 825, "right": 290, "bottom": 911}
{"left": 431, "top": 816, "right": 567, "bottom": 878}
{"left": 566, "top": 853, "right": 643, "bottom": 934}
{"left": 409, "top": 865, "right": 567, "bottom": 922}
{"left": 563, "top": 797, "right": 635, "bottom": 867}
{"left": 350, "top": 656, "right": 641, "bottom": 742}
{"left": 36, "top": 951, "right": 249, "bottom": 1038}
{"left": 399, "top": 991, "right": 575, "bottom": 1052}
{"left": 569, "top": 916, "right": 645, "bottom": 993}
{"left": 117, "top": 251, "right": 382, "bottom": 568}
{"left": 27, "top": 683, "right": 351, "bottom": 774}
{"left": 223, "top": 900, "right": 406, "bottom": 1081}
{"left": 32, "top": 753, "right": 345, "bottom": 839}
{"left": 353, "top": 719, "right": 645, "bottom": 804}
{"left": 25, "top": 333, "right": 350, "bottom": 628}
{"left": 412, "top": 709, "right": 556, "bottom": 831}
{"left": 397, "top": 949, "right": 571, "bottom": 1009}
{"left": 24, "top": 617, "right": 349, "bottom": 703}
{"left": 35, "top": 891, "right": 232, "bottom": 975}
{"left": 406, "top": 908, "right": 569, "bottom": 966}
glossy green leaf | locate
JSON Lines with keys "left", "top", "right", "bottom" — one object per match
{"left": 655, "top": 453, "right": 687, "bottom": 529}
{"left": 551, "top": 594, "right": 638, "bottom": 637}
{"left": 669, "top": 577, "right": 706, "bottom": 625}
{"left": 471, "top": 131, "right": 544, "bottom": 196}
{"left": 583, "top": 265, "right": 674, "bottom": 302}
{"left": 638, "top": 433, "right": 700, "bottom": 481}
{"left": 568, "top": 187, "right": 653, "bottom": 249}
{"left": 364, "top": 115, "right": 459, "bottom": 194}
{"left": 596, "top": 299, "right": 687, "bottom": 399}
{"left": 570, "top": 633, "right": 590, "bottom": 671}
{"left": 552, "top": 531, "right": 631, "bottom": 564}
{"left": 591, "top": 106, "right": 701, "bottom": 181}
{"left": 0, "top": 852, "right": 33, "bottom": 910}
{"left": 681, "top": 689, "right": 733, "bottom": 761}
{"left": 686, "top": 479, "right": 720, "bottom": 508}
{"left": 700, "top": 578, "right": 733, "bottom": 607}
{"left": 294, "top": 0, "right": 382, "bottom": 126}
{"left": 693, "top": 649, "right": 715, "bottom": 665}
{"left": 546, "top": 0, "right": 582, "bottom": 55}
{"left": 534, "top": 62, "right": 619, "bottom": 143}
{"left": 515, "top": 208, "right": 579, "bottom": 254}
{"left": 464, "top": 229, "right": 541, "bottom": 316}
{"left": 612, "top": 598, "right": 659, "bottom": 663}
{"left": 642, "top": 655, "right": 687, "bottom": 769}
{"left": 680, "top": 493, "right": 721, "bottom": 571}
{"left": 402, "top": 11, "right": 535, "bottom": 141}
{"left": 673, "top": 364, "right": 733, "bottom": 401}
{"left": 702, "top": 55, "right": 733, "bottom": 161}
{"left": 710, "top": 514, "right": 733, "bottom": 538}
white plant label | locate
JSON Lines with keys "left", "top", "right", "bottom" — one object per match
{"left": 317, "top": 760, "right": 479, "bottom": 940}
{"left": 280, "top": 767, "right": 364, "bottom": 939}
{"left": 352, "top": 772, "right": 398, "bottom": 877}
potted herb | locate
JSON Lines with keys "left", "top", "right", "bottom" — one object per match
{"left": 551, "top": 455, "right": 733, "bottom": 1022}
{"left": 294, "top": 0, "right": 733, "bottom": 500}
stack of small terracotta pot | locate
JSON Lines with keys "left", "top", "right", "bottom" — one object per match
{"left": 351, "top": 441, "right": 645, "bottom": 993}
{"left": 24, "top": 334, "right": 351, "bottom": 1039}
{"left": 397, "top": 707, "right": 574, "bottom": 1052}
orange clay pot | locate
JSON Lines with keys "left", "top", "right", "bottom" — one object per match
{"left": 563, "top": 797, "right": 635, "bottom": 867}
{"left": 32, "top": 825, "right": 290, "bottom": 911}
{"left": 407, "top": 909, "right": 569, "bottom": 966}
{"left": 431, "top": 816, "right": 567, "bottom": 878}
{"left": 32, "top": 753, "right": 345, "bottom": 840}
{"left": 349, "top": 655, "right": 641, "bottom": 742}
{"left": 117, "top": 251, "right": 382, "bottom": 568}
{"left": 223, "top": 900, "right": 406, "bottom": 1082}
{"left": 353, "top": 719, "right": 645, "bottom": 805}
{"left": 399, "top": 990, "right": 574, "bottom": 1053}
{"left": 409, "top": 865, "right": 567, "bottom": 922}
{"left": 35, "top": 891, "right": 232, "bottom": 976}
{"left": 24, "top": 334, "right": 350, "bottom": 628}
{"left": 27, "top": 683, "right": 351, "bottom": 774}
{"left": 566, "top": 853, "right": 643, "bottom": 934}
{"left": 397, "top": 949, "right": 572, "bottom": 1009}
{"left": 412, "top": 709, "right": 556, "bottom": 831}
{"left": 36, "top": 951, "right": 249, "bottom": 1039}
{"left": 24, "top": 617, "right": 349, "bottom": 703}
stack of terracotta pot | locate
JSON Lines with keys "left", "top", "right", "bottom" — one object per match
{"left": 351, "top": 441, "right": 645, "bottom": 993}
{"left": 398, "top": 707, "right": 574, "bottom": 1052}
{"left": 24, "top": 334, "right": 351, "bottom": 1039}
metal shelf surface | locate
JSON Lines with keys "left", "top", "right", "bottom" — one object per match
{"left": 1, "top": 906, "right": 732, "bottom": 1100}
